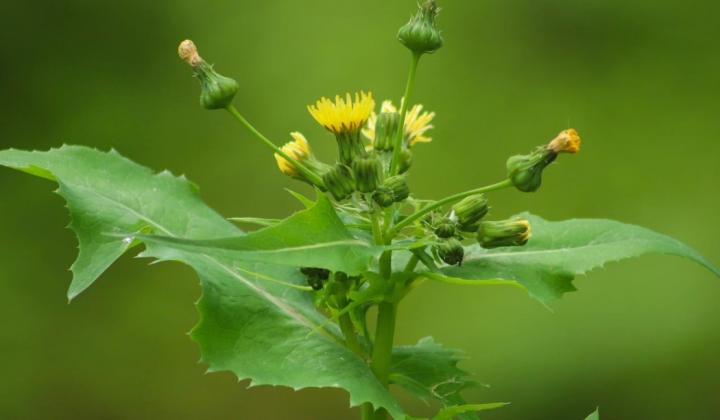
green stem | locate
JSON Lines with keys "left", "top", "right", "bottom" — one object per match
{"left": 403, "top": 254, "right": 420, "bottom": 273}
{"left": 386, "top": 179, "right": 513, "bottom": 238}
{"left": 225, "top": 105, "right": 325, "bottom": 187}
{"left": 370, "top": 301, "right": 397, "bottom": 419}
{"left": 390, "top": 52, "right": 422, "bottom": 175}
{"left": 339, "top": 312, "right": 363, "bottom": 357}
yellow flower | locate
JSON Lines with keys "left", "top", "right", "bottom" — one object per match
{"left": 363, "top": 100, "right": 435, "bottom": 147}
{"left": 308, "top": 92, "right": 375, "bottom": 135}
{"left": 274, "top": 132, "right": 311, "bottom": 177}
{"left": 547, "top": 129, "right": 581, "bottom": 154}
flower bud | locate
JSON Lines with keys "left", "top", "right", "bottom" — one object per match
{"left": 434, "top": 218, "right": 456, "bottom": 238}
{"left": 507, "top": 129, "right": 581, "bottom": 192}
{"left": 435, "top": 238, "right": 464, "bottom": 266}
{"left": 373, "top": 111, "right": 400, "bottom": 151}
{"left": 398, "top": 148, "right": 413, "bottom": 174}
{"left": 373, "top": 175, "right": 410, "bottom": 207}
{"left": 178, "top": 40, "right": 239, "bottom": 110}
{"left": 352, "top": 156, "right": 383, "bottom": 193}
{"left": 322, "top": 164, "right": 356, "bottom": 201}
{"left": 477, "top": 219, "right": 531, "bottom": 248}
{"left": 506, "top": 148, "right": 556, "bottom": 193}
{"left": 398, "top": 1, "right": 444, "bottom": 55}
{"left": 452, "top": 194, "right": 489, "bottom": 232}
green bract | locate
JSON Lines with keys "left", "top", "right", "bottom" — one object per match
{"left": 1, "top": 2, "right": 718, "bottom": 420}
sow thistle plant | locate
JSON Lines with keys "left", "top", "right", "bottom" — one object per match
{"left": 1, "top": 2, "right": 718, "bottom": 420}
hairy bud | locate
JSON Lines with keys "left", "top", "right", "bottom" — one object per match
{"left": 398, "top": 0, "right": 444, "bottom": 55}
{"left": 322, "top": 164, "right": 355, "bottom": 201}
{"left": 435, "top": 238, "right": 464, "bottom": 266}
{"left": 178, "top": 39, "right": 239, "bottom": 110}
{"left": 452, "top": 194, "right": 489, "bottom": 232}
{"left": 352, "top": 156, "right": 383, "bottom": 193}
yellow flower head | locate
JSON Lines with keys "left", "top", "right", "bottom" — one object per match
{"left": 308, "top": 92, "right": 375, "bottom": 135}
{"left": 274, "top": 132, "right": 311, "bottom": 177}
{"left": 547, "top": 129, "right": 581, "bottom": 154}
{"left": 363, "top": 99, "right": 436, "bottom": 147}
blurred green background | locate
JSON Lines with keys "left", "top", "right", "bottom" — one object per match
{"left": 1, "top": 0, "right": 719, "bottom": 419}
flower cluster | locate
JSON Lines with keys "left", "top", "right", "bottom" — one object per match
{"left": 176, "top": 1, "right": 581, "bottom": 271}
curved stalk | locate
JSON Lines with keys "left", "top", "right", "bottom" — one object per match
{"left": 225, "top": 105, "right": 325, "bottom": 187}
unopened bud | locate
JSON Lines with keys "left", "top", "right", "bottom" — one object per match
{"left": 435, "top": 238, "right": 464, "bottom": 266}
{"left": 506, "top": 148, "right": 556, "bottom": 193}
{"left": 373, "top": 175, "right": 410, "bottom": 207}
{"left": 507, "top": 129, "right": 581, "bottom": 192}
{"left": 373, "top": 111, "right": 400, "bottom": 151}
{"left": 434, "top": 218, "right": 456, "bottom": 238}
{"left": 452, "top": 194, "right": 489, "bottom": 232}
{"left": 398, "top": 148, "right": 413, "bottom": 174}
{"left": 477, "top": 219, "right": 531, "bottom": 248}
{"left": 322, "top": 164, "right": 356, "bottom": 201}
{"left": 352, "top": 156, "right": 383, "bottom": 193}
{"left": 178, "top": 39, "right": 239, "bottom": 110}
{"left": 398, "top": 0, "right": 444, "bottom": 55}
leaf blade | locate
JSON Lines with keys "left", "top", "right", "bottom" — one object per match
{"left": 432, "top": 214, "right": 719, "bottom": 304}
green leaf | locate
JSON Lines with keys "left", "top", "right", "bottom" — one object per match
{"left": 391, "top": 337, "right": 482, "bottom": 419}
{"left": 0, "top": 146, "right": 405, "bottom": 418}
{"left": 432, "top": 403, "right": 510, "bottom": 420}
{"left": 584, "top": 407, "right": 600, "bottom": 420}
{"left": 228, "top": 216, "right": 281, "bottom": 227}
{"left": 428, "top": 213, "right": 720, "bottom": 305}
{"left": 0, "top": 146, "right": 236, "bottom": 299}
{"left": 135, "top": 194, "right": 382, "bottom": 275}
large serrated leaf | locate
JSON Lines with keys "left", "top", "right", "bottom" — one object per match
{"left": 0, "top": 146, "right": 236, "bottom": 299}
{"left": 391, "top": 337, "right": 481, "bottom": 419}
{"left": 428, "top": 214, "right": 720, "bottom": 305}
{"left": 135, "top": 194, "right": 382, "bottom": 275}
{"left": 0, "top": 146, "right": 405, "bottom": 418}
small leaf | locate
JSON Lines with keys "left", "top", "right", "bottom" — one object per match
{"left": 432, "top": 403, "right": 510, "bottom": 420}
{"left": 584, "top": 407, "right": 600, "bottom": 420}
{"left": 136, "top": 194, "right": 382, "bottom": 275}
{"left": 428, "top": 214, "right": 720, "bottom": 305}
{"left": 391, "top": 337, "right": 481, "bottom": 419}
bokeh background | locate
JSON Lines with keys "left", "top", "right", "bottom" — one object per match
{"left": 1, "top": 0, "right": 719, "bottom": 419}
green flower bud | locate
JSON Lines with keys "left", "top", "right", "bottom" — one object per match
{"left": 506, "top": 148, "right": 556, "bottom": 193}
{"left": 506, "top": 129, "right": 581, "bottom": 193}
{"left": 372, "top": 175, "right": 410, "bottom": 207}
{"left": 398, "top": 0, "right": 444, "bottom": 55}
{"left": 452, "top": 194, "right": 489, "bottom": 232}
{"left": 322, "top": 164, "right": 355, "bottom": 201}
{"left": 434, "top": 218, "right": 456, "bottom": 238}
{"left": 398, "top": 148, "right": 413, "bottom": 174}
{"left": 435, "top": 238, "right": 464, "bottom": 266}
{"left": 372, "top": 189, "right": 395, "bottom": 208}
{"left": 336, "top": 131, "right": 368, "bottom": 165}
{"left": 373, "top": 111, "right": 400, "bottom": 151}
{"left": 477, "top": 219, "right": 531, "bottom": 248}
{"left": 352, "top": 156, "right": 383, "bottom": 193}
{"left": 300, "top": 267, "right": 330, "bottom": 291}
{"left": 178, "top": 40, "right": 239, "bottom": 110}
